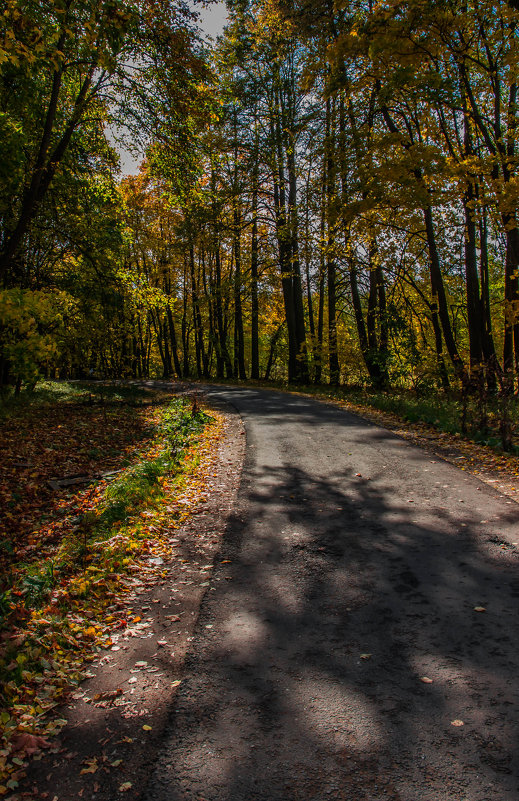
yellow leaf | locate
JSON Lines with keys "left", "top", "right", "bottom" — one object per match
{"left": 119, "top": 782, "right": 132, "bottom": 792}
{"left": 80, "top": 757, "right": 98, "bottom": 774}
{"left": 142, "top": 724, "right": 152, "bottom": 731}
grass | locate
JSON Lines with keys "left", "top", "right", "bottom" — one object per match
{"left": 334, "top": 387, "right": 518, "bottom": 452}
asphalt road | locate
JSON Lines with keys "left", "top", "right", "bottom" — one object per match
{"left": 142, "top": 386, "right": 519, "bottom": 801}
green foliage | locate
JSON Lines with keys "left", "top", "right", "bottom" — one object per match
{"left": 0, "top": 289, "right": 73, "bottom": 388}
{"left": 21, "top": 561, "right": 56, "bottom": 606}
{"left": 3, "top": 0, "right": 519, "bottom": 394}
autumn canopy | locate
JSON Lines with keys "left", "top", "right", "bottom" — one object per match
{"left": 1, "top": 0, "right": 519, "bottom": 398}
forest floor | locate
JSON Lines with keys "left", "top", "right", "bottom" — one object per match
{"left": 0, "top": 381, "right": 238, "bottom": 798}
{"left": 1, "top": 380, "right": 518, "bottom": 800}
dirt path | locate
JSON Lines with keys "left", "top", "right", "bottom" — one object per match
{"left": 142, "top": 386, "right": 519, "bottom": 801}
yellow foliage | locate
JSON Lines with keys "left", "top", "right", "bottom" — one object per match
{"left": 0, "top": 289, "right": 75, "bottom": 384}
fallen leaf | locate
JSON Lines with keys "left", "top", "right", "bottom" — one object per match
{"left": 171, "top": 680, "right": 181, "bottom": 688}
{"left": 11, "top": 732, "right": 51, "bottom": 755}
{"left": 93, "top": 689, "right": 122, "bottom": 702}
{"left": 420, "top": 676, "right": 433, "bottom": 684}
{"left": 451, "top": 719, "right": 464, "bottom": 727}
{"left": 119, "top": 782, "right": 132, "bottom": 792}
{"left": 80, "top": 757, "right": 98, "bottom": 775}
{"left": 473, "top": 606, "right": 486, "bottom": 612}
{"left": 360, "top": 653, "right": 371, "bottom": 660}
{"left": 142, "top": 724, "right": 152, "bottom": 731}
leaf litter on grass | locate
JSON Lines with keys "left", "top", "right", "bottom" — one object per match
{"left": 0, "top": 390, "right": 224, "bottom": 793}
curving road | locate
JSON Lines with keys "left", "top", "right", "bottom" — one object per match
{"left": 143, "top": 386, "right": 519, "bottom": 801}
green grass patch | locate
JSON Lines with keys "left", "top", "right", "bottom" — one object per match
{"left": 312, "top": 385, "right": 518, "bottom": 453}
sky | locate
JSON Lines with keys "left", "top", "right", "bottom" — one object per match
{"left": 117, "top": 1, "right": 228, "bottom": 176}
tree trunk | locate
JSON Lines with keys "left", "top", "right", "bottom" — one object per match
{"left": 423, "top": 204, "right": 468, "bottom": 384}
{"left": 233, "top": 202, "right": 247, "bottom": 379}
{"left": 271, "top": 69, "right": 308, "bottom": 383}
{"left": 503, "top": 220, "right": 519, "bottom": 388}
{"left": 251, "top": 162, "right": 260, "bottom": 380}
{"left": 325, "top": 97, "right": 340, "bottom": 385}
{"left": 478, "top": 206, "right": 499, "bottom": 391}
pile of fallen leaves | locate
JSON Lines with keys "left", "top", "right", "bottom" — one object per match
{"left": 0, "top": 387, "right": 223, "bottom": 794}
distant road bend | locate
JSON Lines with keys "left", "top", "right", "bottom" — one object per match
{"left": 143, "top": 386, "right": 519, "bottom": 801}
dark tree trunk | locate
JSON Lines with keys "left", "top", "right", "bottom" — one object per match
{"left": 166, "top": 306, "right": 182, "bottom": 378}
{"left": 182, "top": 258, "right": 190, "bottom": 377}
{"left": 462, "top": 105, "right": 484, "bottom": 381}
{"left": 503, "top": 222, "right": 519, "bottom": 388}
{"left": 264, "top": 324, "right": 283, "bottom": 381}
{"left": 271, "top": 71, "right": 308, "bottom": 383}
{"left": 315, "top": 206, "right": 326, "bottom": 385}
{"left": 0, "top": 60, "right": 97, "bottom": 284}
{"left": 478, "top": 207, "right": 499, "bottom": 391}
{"left": 233, "top": 203, "right": 247, "bottom": 380}
{"left": 215, "top": 245, "right": 232, "bottom": 379}
{"left": 423, "top": 204, "right": 468, "bottom": 384}
{"left": 325, "top": 97, "right": 340, "bottom": 386}
{"left": 430, "top": 307, "right": 450, "bottom": 391}
{"left": 251, "top": 165, "right": 260, "bottom": 381}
